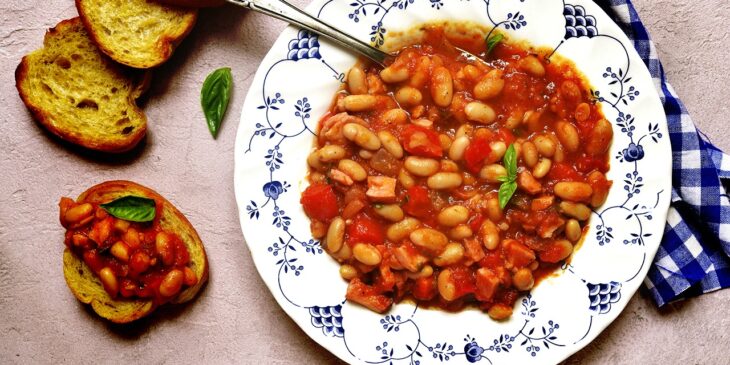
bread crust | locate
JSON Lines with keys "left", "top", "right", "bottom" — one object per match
{"left": 63, "top": 180, "right": 209, "bottom": 323}
{"left": 15, "top": 18, "right": 149, "bottom": 153}
{"left": 76, "top": 0, "right": 198, "bottom": 69}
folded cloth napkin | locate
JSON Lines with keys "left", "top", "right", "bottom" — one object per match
{"left": 595, "top": 0, "right": 730, "bottom": 306}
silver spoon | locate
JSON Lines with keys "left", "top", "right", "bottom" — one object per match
{"left": 226, "top": 0, "right": 485, "bottom": 67}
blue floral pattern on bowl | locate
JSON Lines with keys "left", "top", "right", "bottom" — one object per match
{"left": 234, "top": 0, "right": 671, "bottom": 363}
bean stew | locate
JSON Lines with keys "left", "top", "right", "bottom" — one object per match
{"left": 301, "top": 24, "right": 613, "bottom": 320}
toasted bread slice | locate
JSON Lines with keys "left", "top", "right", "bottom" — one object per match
{"left": 16, "top": 18, "right": 148, "bottom": 153}
{"left": 63, "top": 181, "right": 209, "bottom": 323}
{"left": 76, "top": 0, "right": 197, "bottom": 69}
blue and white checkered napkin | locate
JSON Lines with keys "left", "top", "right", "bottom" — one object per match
{"left": 596, "top": 0, "right": 730, "bottom": 306}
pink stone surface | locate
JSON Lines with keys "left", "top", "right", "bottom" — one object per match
{"left": 1, "top": 0, "right": 728, "bottom": 363}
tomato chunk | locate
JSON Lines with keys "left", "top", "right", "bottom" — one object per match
{"left": 347, "top": 214, "right": 385, "bottom": 245}
{"left": 463, "top": 135, "right": 491, "bottom": 173}
{"left": 400, "top": 125, "right": 443, "bottom": 158}
{"left": 300, "top": 183, "right": 339, "bottom": 222}
{"left": 402, "top": 186, "right": 432, "bottom": 218}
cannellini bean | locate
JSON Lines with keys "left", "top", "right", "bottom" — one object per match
{"left": 532, "top": 158, "right": 552, "bottom": 179}
{"left": 380, "top": 65, "right": 409, "bottom": 83}
{"left": 554, "top": 182, "right": 593, "bottom": 202}
{"left": 487, "top": 141, "right": 507, "bottom": 163}
{"left": 588, "top": 171, "right": 610, "bottom": 208}
{"left": 479, "top": 164, "right": 507, "bottom": 183}
{"left": 155, "top": 232, "right": 176, "bottom": 266}
{"left": 343, "top": 95, "right": 377, "bottom": 112}
{"left": 488, "top": 304, "right": 513, "bottom": 320}
{"left": 517, "top": 171, "right": 542, "bottom": 195}
{"left": 479, "top": 219, "right": 500, "bottom": 250}
{"left": 374, "top": 204, "right": 405, "bottom": 222}
{"left": 343, "top": 123, "right": 381, "bottom": 150}
{"left": 65, "top": 203, "right": 93, "bottom": 224}
{"left": 338, "top": 159, "right": 367, "bottom": 182}
{"left": 556, "top": 121, "right": 580, "bottom": 152}
{"left": 437, "top": 269, "right": 457, "bottom": 301}
{"left": 473, "top": 70, "right": 505, "bottom": 100}
{"left": 332, "top": 242, "right": 353, "bottom": 262}
{"left": 359, "top": 150, "right": 373, "bottom": 159}
{"left": 404, "top": 156, "right": 440, "bottom": 177}
{"left": 438, "top": 206, "right": 469, "bottom": 227}
{"left": 533, "top": 135, "right": 556, "bottom": 157}
{"left": 464, "top": 102, "right": 496, "bottom": 124}
{"left": 406, "top": 265, "right": 434, "bottom": 279}
{"left": 559, "top": 201, "right": 592, "bottom": 221}
{"left": 353, "top": 243, "right": 382, "bottom": 266}
{"left": 347, "top": 67, "right": 368, "bottom": 95}
{"left": 325, "top": 217, "right": 345, "bottom": 253}
{"left": 113, "top": 219, "right": 130, "bottom": 233}
{"left": 99, "top": 267, "right": 118, "bottom": 296}
{"left": 553, "top": 145, "right": 566, "bottom": 163}
{"left": 387, "top": 218, "right": 421, "bottom": 242}
{"left": 427, "top": 172, "right": 463, "bottom": 190}
{"left": 455, "top": 124, "right": 473, "bottom": 139}
{"left": 125, "top": 228, "right": 146, "bottom": 247}
{"left": 565, "top": 219, "right": 582, "bottom": 242}
{"left": 339, "top": 264, "right": 358, "bottom": 280}
{"left": 430, "top": 66, "right": 454, "bottom": 107}
{"left": 512, "top": 268, "right": 534, "bottom": 291}
{"left": 412, "top": 118, "right": 433, "bottom": 128}
{"left": 434, "top": 242, "right": 465, "bottom": 267}
{"left": 504, "top": 111, "right": 523, "bottom": 129}
{"left": 575, "top": 102, "right": 591, "bottom": 122}
{"left": 307, "top": 151, "right": 324, "bottom": 170}
{"left": 522, "top": 141, "right": 538, "bottom": 167}
{"left": 486, "top": 197, "right": 503, "bottom": 222}
{"left": 410, "top": 228, "right": 449, "bottom": 252}
{"left": 439, "top": 134, "right": 452, "bottom": 151}
{"left": 317, "top": 145, "right": 346, "bottom": 162}
{"left": 159, "top": 269, "right": 184, "bottom": 297}
{"left": 378, "top": 131, "right": 404, "bottom": 158}
{"left": 398, "top": 169, "right": 415, "bottom": 189}
{"left": 110, "top": 241, "right": 129, "bottom": 262}
{"left": 587, "top": 119, "right": 614, "bottom": 155}
{"left": 184, "top": 267, "right": 198, "bottom": 286}
{"left": 520, "top": 55, "right": 546, "bottom": 77}
{"left": 449, "top": 135, "right": 470, "bottom": 161}
{"left": 395, "top": 86, "right": 423, "bottom": 106}
{"left": 449, "top": 224, "right": 473, "bottom": 240}
{"left": 381, "top": 108, "right": 408, "bottom": 125}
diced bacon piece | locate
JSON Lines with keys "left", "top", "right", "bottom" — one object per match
{"left": 475, "top": 268, "right": 500, "bottom": 302}
{"left": 366, "top": 176, "right": 397, "bottom": 202}
{"left": 503, "top": 239, "right": 536, "bottom": 269}
{"left": 329, "top": 168, "right": 354, "bottom": 186}
{"left": 346, "top": 278, "right": 393, "bottom": 313}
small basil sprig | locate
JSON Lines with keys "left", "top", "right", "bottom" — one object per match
{"left": 201, "top": 67, "right": 233, "bottom": 139}
{"left": 486, "top": 33, "right": 504, "bottom": 55}
{"left": 497, "top": 144, "right": 518, "bottom": 209}
{"left": 100, "top": 196, "right": 156, "bottom": 222}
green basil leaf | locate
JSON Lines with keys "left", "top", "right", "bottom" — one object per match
{"left": 498, "top": 181, "right": 517, "bottom": 210}
{"left": 496, "top": 175, "right": 510, "bottom": 183}
{"left": 100, "top": 196, "right": 156, "bottom": 222}
{"left": 503, "top": 143, "right": 517, "bottom": 180}
{"left": 201, "top": 67, "right": 233, "bottom": 139}
{"left": 486, "top": 33, "right": 504, "bottom": 55}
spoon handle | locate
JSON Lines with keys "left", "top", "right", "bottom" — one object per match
{"left": 226, "top": 0, "right": 390, "bottom": 66}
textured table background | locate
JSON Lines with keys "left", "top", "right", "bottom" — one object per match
{"left": 1, "top": 0, "right": 728, "bottom": 363}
